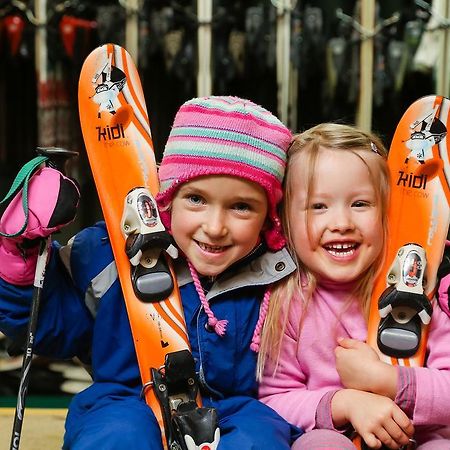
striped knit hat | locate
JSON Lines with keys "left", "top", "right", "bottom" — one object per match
{"left": 156, "top": 96, "right": 291, "bottom": 251}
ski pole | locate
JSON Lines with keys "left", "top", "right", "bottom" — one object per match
{"left": 3, "top": 147, "right": 78, "bottom": 450}
{"left": 9, "top": 237, "right": 49, "bottom": 450}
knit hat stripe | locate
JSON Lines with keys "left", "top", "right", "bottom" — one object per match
{"left": 183, "top": 96, "right": 286, "bottom": 126}
{"left": 159, "top": 155, "right": 284, "bottom": 195}
{"left": 174, "top": 106, "right": 291, "bottom": 140}
{"left": 164, "top": 139, "right": 285, "bottom": 179}
{"left": 168, "top": 127, "right": 287, "bottom": 162}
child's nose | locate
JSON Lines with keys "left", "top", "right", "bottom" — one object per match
{"left": 202, "top": 210, "right": 227, "bottom": 237}
{"left": 331, "top": 208, "right": 355, "bottom": 232}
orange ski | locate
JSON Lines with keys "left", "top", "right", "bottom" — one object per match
{"left": 356, "top": 96, "right": 450, "bottom": 449}
{"left": 78, "top": 44, "right": 219, "bottom": 449}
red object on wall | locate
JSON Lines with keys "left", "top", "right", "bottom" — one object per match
{"left": 4, "top": 15, "right": 25, "bottom": 57}
{"left": 59, "top": 15, "right": 97, "bottom": 59}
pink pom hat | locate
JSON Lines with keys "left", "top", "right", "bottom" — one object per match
{"left": 156, "top": 95, "right": 292, "bottom": 251}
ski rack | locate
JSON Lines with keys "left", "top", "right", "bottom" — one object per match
{"left": 121, "top": 0, "right": 140, "bottom": 66}
{"left": 197, "top": 0, "right": 213, "bottom": 97}
{"left": 274, "top": 0, "right": 292, "bottom": 126}
{"left": 415, "top": 0, "right": 450, "bottom": 98}
{"left": 336, "top": 5, "right": 400, "bottom": 131}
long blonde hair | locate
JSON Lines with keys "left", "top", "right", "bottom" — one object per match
{"left": 256, "top": 123, "right": 390, "bottom": 379}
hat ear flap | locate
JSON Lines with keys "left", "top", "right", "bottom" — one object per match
{"left": 263, "top": 207, "right": 286, "bottom": 251}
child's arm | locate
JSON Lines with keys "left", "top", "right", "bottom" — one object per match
{"left": 0, "top": 237, "right": 95, "bottom": 362}
{"left": 0, "top": 166, "right": 93, "bottom": 360}
{"left": 331, "top": 389, "right": 414, "bottom": 449}
{"left": 336, "top": 305, "right": 450, "bottom": 427}
{"left": 335, "top": 337, "right": 398, "bottom": 398}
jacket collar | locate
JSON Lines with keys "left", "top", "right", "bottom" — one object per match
{"left": 174, "top": 246, "right": 296, "bottom": 300}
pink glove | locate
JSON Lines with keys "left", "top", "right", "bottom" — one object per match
{"left": 0, "top": 167, "right": 79, "bottom": 285}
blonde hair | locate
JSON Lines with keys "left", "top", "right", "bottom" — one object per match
{"left": 256, "top": 123, "right": 390, "bottom": 379}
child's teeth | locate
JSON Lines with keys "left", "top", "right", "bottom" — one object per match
{"left": 326, "top": 243, "right": 356, "bottom": 257}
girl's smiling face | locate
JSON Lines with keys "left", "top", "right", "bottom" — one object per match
{"left": 289, "top": 147, "right": 384, "bottom": 284}
{"left": 170, "top": 175, "right": 268, "bottom": 277}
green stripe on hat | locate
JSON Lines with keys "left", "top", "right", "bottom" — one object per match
{"left": 164, "top": 142, "right": 285, "bottom": 180}
{"left": 169, "top": 127, "right": 287, "bottom": 161}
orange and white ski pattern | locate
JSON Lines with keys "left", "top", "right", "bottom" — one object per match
{"left": 79, "top": 44, "right": 190, "bottom": 445}
{"left": 368, "top": 95, "right": 450, "bottom": 368}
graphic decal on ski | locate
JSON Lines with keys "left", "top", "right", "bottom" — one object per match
{"left": 91, "top": 54, "right": 127, "bottom": 118}
{"left": 79, "top": 44, "right": 219, "bottom": 450}
{"left": 404, "top": 105, "right": 447, "bottom": 166}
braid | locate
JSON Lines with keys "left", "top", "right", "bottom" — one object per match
{"left": 250, "top": 287, "right": 272, "bottom": 352}
{"left": 187, "top": 260, "right": 228, "bottom": 336}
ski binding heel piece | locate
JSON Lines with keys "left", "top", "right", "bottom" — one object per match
{"left": 121, "top": 187, "right": 178, "bottom": 302}
{"left": 151, "top": 350, "right": 220, "bottom": 450}
{"left": 377, "top": 244, "right": 432, "bottom": 358}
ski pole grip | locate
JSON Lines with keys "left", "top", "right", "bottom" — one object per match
{"left": 36, "top": 146, "right": 79, "bottom": 174}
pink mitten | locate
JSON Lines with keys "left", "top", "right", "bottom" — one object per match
{"left": 0, "top": 167, "right": 79, "bottom": 285}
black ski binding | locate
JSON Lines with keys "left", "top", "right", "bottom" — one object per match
{"left": 151, "top": 350, "right": 220, "bottom": 450}
{"left": 377, "top": 243, "right": 432, "bottom": 358}
{"left": 121, "top": 187, "right": 179, "bottom": 302}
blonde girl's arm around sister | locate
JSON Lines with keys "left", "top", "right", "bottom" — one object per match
{"left": 258, "top": 300, "right": 414, "bottom": 449}
{"left": 335, "top": 337, "right": 398, "bottom": 398}
{"left": 331, "top": 388, "right": 414, "bottom": 449}
{"left": 335, "top": 303, "right": 450, "bottom": 428}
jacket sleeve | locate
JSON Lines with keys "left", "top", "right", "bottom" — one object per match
{"left": 405, "top": 303, "right": 450, "bottom": 426}
{"left": 258, "top": 304, "right": 336, "bottom": 431}
{"left": 0, "top": 230, "right": 98, "bottom": 362}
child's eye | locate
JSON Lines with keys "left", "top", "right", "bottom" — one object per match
{"left": 310, "top": 203, "right": 326, "bottom": 210}
{"left": 233, "top": 202, "right": 251, "bottom": 212}
{"left": 352, "top": 200, "right": 371, "bottom": 208}
{"left": 187, "top": 194, "right": 205, "bottom": 205}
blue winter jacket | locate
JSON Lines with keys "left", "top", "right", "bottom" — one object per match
{"left": 0, "top": 222, "right": 300, "bottom": 434}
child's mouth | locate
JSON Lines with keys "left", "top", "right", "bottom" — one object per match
{"left": 323, "top": 242, "right": 358, "bottom": 257}
{"left": 196, "top": 241, "right": 229, "bottom": 253}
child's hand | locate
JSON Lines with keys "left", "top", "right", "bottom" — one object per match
{"left": 0, "top": 167, "right": 80, "bottom": 286}
{"left": 335, "top": 338, "right": 397, "bottom": 398}
{"left": 332, "top": 389, "right": 414, "bottom": 449}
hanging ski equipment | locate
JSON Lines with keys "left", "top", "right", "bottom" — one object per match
{"left": 197, "top": 0, "right": 213, "bottom": 97}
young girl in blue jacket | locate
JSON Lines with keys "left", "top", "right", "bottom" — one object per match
{"left": 0, "top": 96, "right": 302, "bottom": 449}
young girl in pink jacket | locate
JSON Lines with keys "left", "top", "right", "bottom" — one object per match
{"left": 257, "top": 123, "right": 450, "bottom": 449}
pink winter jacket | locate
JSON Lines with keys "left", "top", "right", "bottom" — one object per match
{"left": 258, "top": 281, "right": 450, "bottom": 444}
